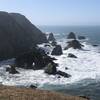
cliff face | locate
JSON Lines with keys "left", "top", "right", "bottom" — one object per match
{"left": 0, "top": 11, "right": 48, "bottom": 60}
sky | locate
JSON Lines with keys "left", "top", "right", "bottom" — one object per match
{"left": 0, "top": 0, "right": 100, "bottom": 26}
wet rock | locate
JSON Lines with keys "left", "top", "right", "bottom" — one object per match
{"left": 44, "top": 63, "right": 57, "bottom": 75}
{"left": 48, "top": 33, "right": 56, "bottom": 41}
{"left": 92, "top": 44, "right": 98, "bottom": 47}
{"left": 51, "top": 45, "right": 63, "bottom": 55}
{"left": 78, "top": 36, "right": 86, "bottom": 40}
{"left": 15, "top": 47, "right": 57, "bottom": 70}
{"left": 65, "top": 40, "right": 83, "bottom": 49}
{"left": 56, "top": 71, "right": 71, "bottom": 78}
{"left": 65, "top": 67, "right": 68, "bottom": 70}
{"left": 68, "top": 53, "right": 77, "bottom": 58}
{"left": 30, "top": 85, "right": 37, "bottom": 89}
{"left": 67, "top": 32, "right": 76, "bottom": 39}
{"left": 6, "top": 65, "right": 19, "bottom": 74}
{"left": 51, "top": 40, "right": 57, "bottom": 46}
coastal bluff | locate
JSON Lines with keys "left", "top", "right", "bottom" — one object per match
{"left": 0, "top": 11, "right": 48, "bottom": 60}
{"left": 0, "top": 85, "right": 88, "bottom": 100}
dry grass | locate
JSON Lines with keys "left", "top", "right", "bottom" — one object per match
{"left": 0, "top": 85, "right": 88, "bottom": 100}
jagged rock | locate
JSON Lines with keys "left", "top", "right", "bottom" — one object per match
{"left": 0, "top": 11, "right": 48, "bottom": 60}
{"left": 56, "top": 71, "right": 71, "bottom": 78}
{"left": 65, "top": 40, "right": 83, "bottom": 49}
{"left": 67, "top": 32, "right": 76, "bottom": 39}
{"left": 51, "top": 45, "right": 63, "bottom": 55}
{"left": 6, "top": 65, "right": 19, "bottom": 74}
{"left": 78, "top": 36, "right": 86, "bottom": 40}
{"left": 44, "top": 63, "right": 57, "bottom": 75}
{"left": 15, "top": 47, "right": 57, "bottom": 70}
{"left": 51, "top": 40, "right": 57, "bottom": 46}
{"left": 48, "top": 33, "right": 55, "bottom": 41}
{"left": 68, "top": 53, "right": 77, "bottom": 58}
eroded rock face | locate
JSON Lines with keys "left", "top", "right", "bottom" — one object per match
{"left": 0, "top": 11, "right": 48, "bottom": 60}
{"left": 65, "top": 40, "right": 83, "bottom": 49}
{"left": 67, "top": 32, "right": 76, "bottom": 39}
{"left": 51, "top": 45, "right": 63, "bottom": 55}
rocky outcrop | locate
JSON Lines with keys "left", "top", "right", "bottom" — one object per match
{"left": 15, "top": 47, "right": 57, "bottom": 70}
{"left": 48, "top": 33, "right": 55, "bottom": 41}
{"left": 65, "top": 40, "right": 83, "bottom": 49}
{"left": 44, "top": 63, "right": 57, "bottom": 75}
{"left": 67, "top": 32, "right": 76, "bottom": 39}
{"left": 6, "top": 65, "right": 19, "bottom": 74}
{"left": 56, "top": 71, "right": 71, "bottom": 78}
{"left": 68, "top": 53, "right": 77, "bottom": 58}
{"left": 51, "top": 45, "right": 63, "bottom": 55}
{"left": 0, "top": 11, "right": 48, "bottom": 60}
{"left": 78, "top": 36, "right": 86, "bottom": 40}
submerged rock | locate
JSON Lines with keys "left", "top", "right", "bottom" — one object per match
{"left": 92, "top": 44, "right": 98, "bottom": 47}
{"left": 48, "top": 33, "right": 56, "bottom": 41}
{"left": 51, "top": 45, "right": 63, "bottom": 55}
{"left": 65, "top": 40, "right": 83, "bottom": 49}
{"left": 68, "top": 53, "right": 77, "bottom": 58}
{"left": 78, "top": 36, "right": 86, "bottom": 40}
{"left": 67, "top": 32, "right": 76, "bottom": 39}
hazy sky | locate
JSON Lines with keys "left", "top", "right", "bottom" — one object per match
{"left": 0, "top": 0, "right": 100, "bottom": 26}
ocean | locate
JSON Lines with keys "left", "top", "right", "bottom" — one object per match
{"left": 38, "top": 26, "right": 100, "bottom": 100}
{"left": 0, "top": 26, "right": 100, "bottom": 100}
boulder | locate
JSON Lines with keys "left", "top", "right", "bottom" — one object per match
{"left": 65, "top": 40, "right": 83, "bottom": 49}
{"left": 0, "top": 11, "right": 48, "bottom": 60}
{"left": 68, "top": 53, "right": 77, "bottom": 58}
{"left": 48, "top": 33, "right": 55, "bottom": 41}
{"left": 51, "top": 45, "right": 63, "bottom": 55}
{"left": 6, "top": 65, "right": 19, "bottom": 74}
{"left": 78, "top": 36, "right": 86, "bottom": 40}
{"left": 56, "top": 71, "right": 71, "bottom": 78}
{"left": 67, "top": 32, "right": 76, "bottom": 39}
{"left": 44, "top": 63, "right": 57, "bottom": 75}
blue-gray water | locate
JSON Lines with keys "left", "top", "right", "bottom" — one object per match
{"left": 38, "top": 26, "right": 100, "bottom": 44}
{"left": 38, "top": 26, "right": 100, "bottom": 100}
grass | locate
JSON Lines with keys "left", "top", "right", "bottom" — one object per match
{"left": 0, "top": 85, "right": 88, "bottom": 100}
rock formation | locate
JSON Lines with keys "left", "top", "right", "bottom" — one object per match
{"left": 0, "top": 11, "right": 48, "bottom": 60}
{"left": 51, "top": 45, "right": 63, "bottom": 55}
{"left": 65, "top": 40, "right": 83, "bottom": 49}
{"left": 67, "top": 32, "right": 76, "bottom": 39}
